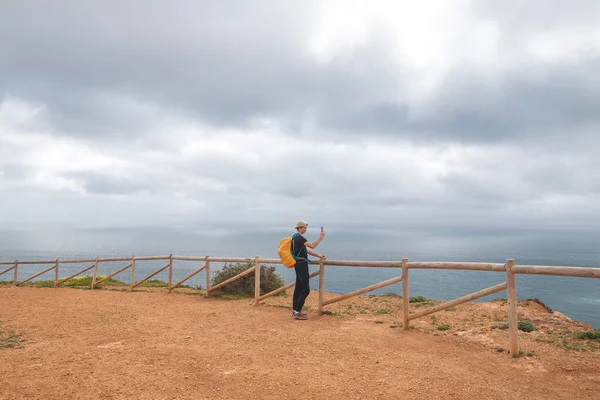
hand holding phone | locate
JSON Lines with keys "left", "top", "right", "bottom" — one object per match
{"left": 320, "top": 226, "right": 326, "bottom": 238}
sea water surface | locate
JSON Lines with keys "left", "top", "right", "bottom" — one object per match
{"left": 1, "top": 226, "right": 599, "bottom": 328}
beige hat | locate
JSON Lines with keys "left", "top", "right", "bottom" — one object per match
{"left": 295, "top": 220, "right": 308, "bottom": 229}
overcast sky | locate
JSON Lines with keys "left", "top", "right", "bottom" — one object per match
{"left": 1, "top": 0, "right": 599, "bottom": 233}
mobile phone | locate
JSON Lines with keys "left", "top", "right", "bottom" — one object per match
{"left": 321, "top": 226, "right": 323, "bottom": 232}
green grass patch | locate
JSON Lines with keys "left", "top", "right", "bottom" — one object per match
{"left": 0, "top": 280, "right": 13, "bottom": 286}
{"left": 217, "top": 293, "right": 249, "bottom": 300}
{"left": 524, "top": 298, "right": 554, "bottom": 313}
{"left": 535, "top": 337, "right": 555, "bottom": 344}
{"left": 0, "top": 323, "right": 23, "bottom": 349}
{"left": 137, "top": 279, "right": 169, "bottom": 288}
{"left": 65, "top": 275, "right": 124, "bottom": 287}
{"left": 437, "top": 324, "right": 450, "bottom": 331}
{"left": 515, "top": 351, "right": 535, "bottom": 358}
{"left": 559, "top": 339, "right": 595, "bottom": 352}
{"left": 575, "top": 330, "right": 600, "bottom": 341}
{"left": 271, "top": 304, "right": 293, "bottom": 310}
{"left": 22, "top": 275, "right": 126, "bottom": 288}
{"left": 135, "top": 279, "right": 195, "bottom": 289}
{"left": 171, "top": 284, "right": 196, "bottom": 289}
{"left": 375, "top": 308, "right": 392, "bottom": 315}
{"left": 491, "top": 320, "right": 536, "bottom": 332}
{"left": 322, "top": 310, "right": 341, "bottom": 317}
{"left": 30, "top": 280, "right": 56, "bottom": 288}
{"left": 409, "top": 296, "right": 427, "bottom": 303}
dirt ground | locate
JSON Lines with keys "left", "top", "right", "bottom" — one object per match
{"left": 1, "top": 286, "right": 599, "bottom": 400}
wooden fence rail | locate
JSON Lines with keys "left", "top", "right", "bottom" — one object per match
{"left": 0, "top": 265, "right": 16, "bottom": 277}
{"left": 1, "top": 255, "right": 599, "bottom": 357}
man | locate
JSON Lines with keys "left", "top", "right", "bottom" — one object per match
{"left": 291, "top": 220, "right": 326, "bottom": 320}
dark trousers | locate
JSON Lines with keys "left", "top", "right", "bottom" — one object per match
{"left": 293, "top": 260, "right": 310, "bottom": 312}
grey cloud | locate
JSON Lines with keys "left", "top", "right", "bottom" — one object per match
{"left": 520, "top": 161, "right": 600, "bottom": 196}
{"left": 439, "top": 173, "right": 519, "bottom": 208}
{"left": 475, "top": 0, "right": 600, "bottom": 33}
{"left": 0, "top": 164, "right": 36, "bottom": 181}
{"left": 2, "top": 1, "right": 600, "bottom": 233}
{"left": 0, "top": 2, "right": 401, "bottom": 140}
{"left": 425, "top": 63, "right": 600, "bottom": 141}
{"left": 0, "top": 1, "right": 321, "bottom": 135}
{"left": 4, "top": 1, "right": 598, "bottom": 146}
{"left": 64, "top": 172, "right": 154, "bottom": 195}
{"left": 319, "top": 59, "right": 600, "bottom": 143}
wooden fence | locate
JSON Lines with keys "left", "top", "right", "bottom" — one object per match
{"left": 1, "top": 255, "right": 599, "bottom": 357}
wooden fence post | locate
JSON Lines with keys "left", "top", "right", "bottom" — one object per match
{"left": 254, "top": 256, "right": 261, "bottom": 305}
{"left": 54, "top": 259, "right": 59, "bottom": 288}
{"left": 13, "top": 261, "right": 18, "bottom": 286}
{"left": 506, "top": 259, "right": 519, "bottom": 356}
{"left": 130, "top": 256, "right": 136, "bottom": 291}
{"left": 168, "top": 254, "right": 173, "bottom": 292}
{"left": 91, "top": 257, "right": 99, "bottom": 289}
{"left": 402, "top": 258, "right": 409, "bottom": 330}
{"left": 205, "top": 257, "right": 210, "bottom": 297}
{"left": 318, "top": 259, "right": 325, "bottom": 315}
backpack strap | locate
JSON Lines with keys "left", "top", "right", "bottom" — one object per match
{"left": 291, "top": 233, "right": 304, "bottom": 260}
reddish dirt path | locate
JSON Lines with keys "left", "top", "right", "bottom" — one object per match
{"left": 0, "top": 287, "right": 598, "bottom": 399}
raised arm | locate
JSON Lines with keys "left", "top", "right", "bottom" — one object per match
{"left": 305, "top": 229, "right": 325, "bottom": 250}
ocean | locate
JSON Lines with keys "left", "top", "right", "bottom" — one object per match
{"left": 1, "top": 226, "right": 599, "bottom": 328}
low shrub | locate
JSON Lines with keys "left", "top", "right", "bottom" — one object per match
{"left": 575, "top": 330, "right": 600, "bottom": 341}
{"left": 409, "top": 296, "right": 427, "bottom": 303}
{"left": 211, "top": 263, "right": 284, "bottom": 297}
{"left": 518, "top": 320, "right": 536, "bottom": 332}
{"left": 492, "top": 320, "right": 536, "bottom": 332}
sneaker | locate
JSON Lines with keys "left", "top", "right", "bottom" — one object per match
{"left": 292, "top": 310, "right": 308, "bottom": 320}
{"left": 292, "top": 310, "right": 307, "bottom": 317}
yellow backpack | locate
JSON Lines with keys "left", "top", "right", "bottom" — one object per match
{"left": 278, "top": 233, "right": 304, "bottom": 268}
